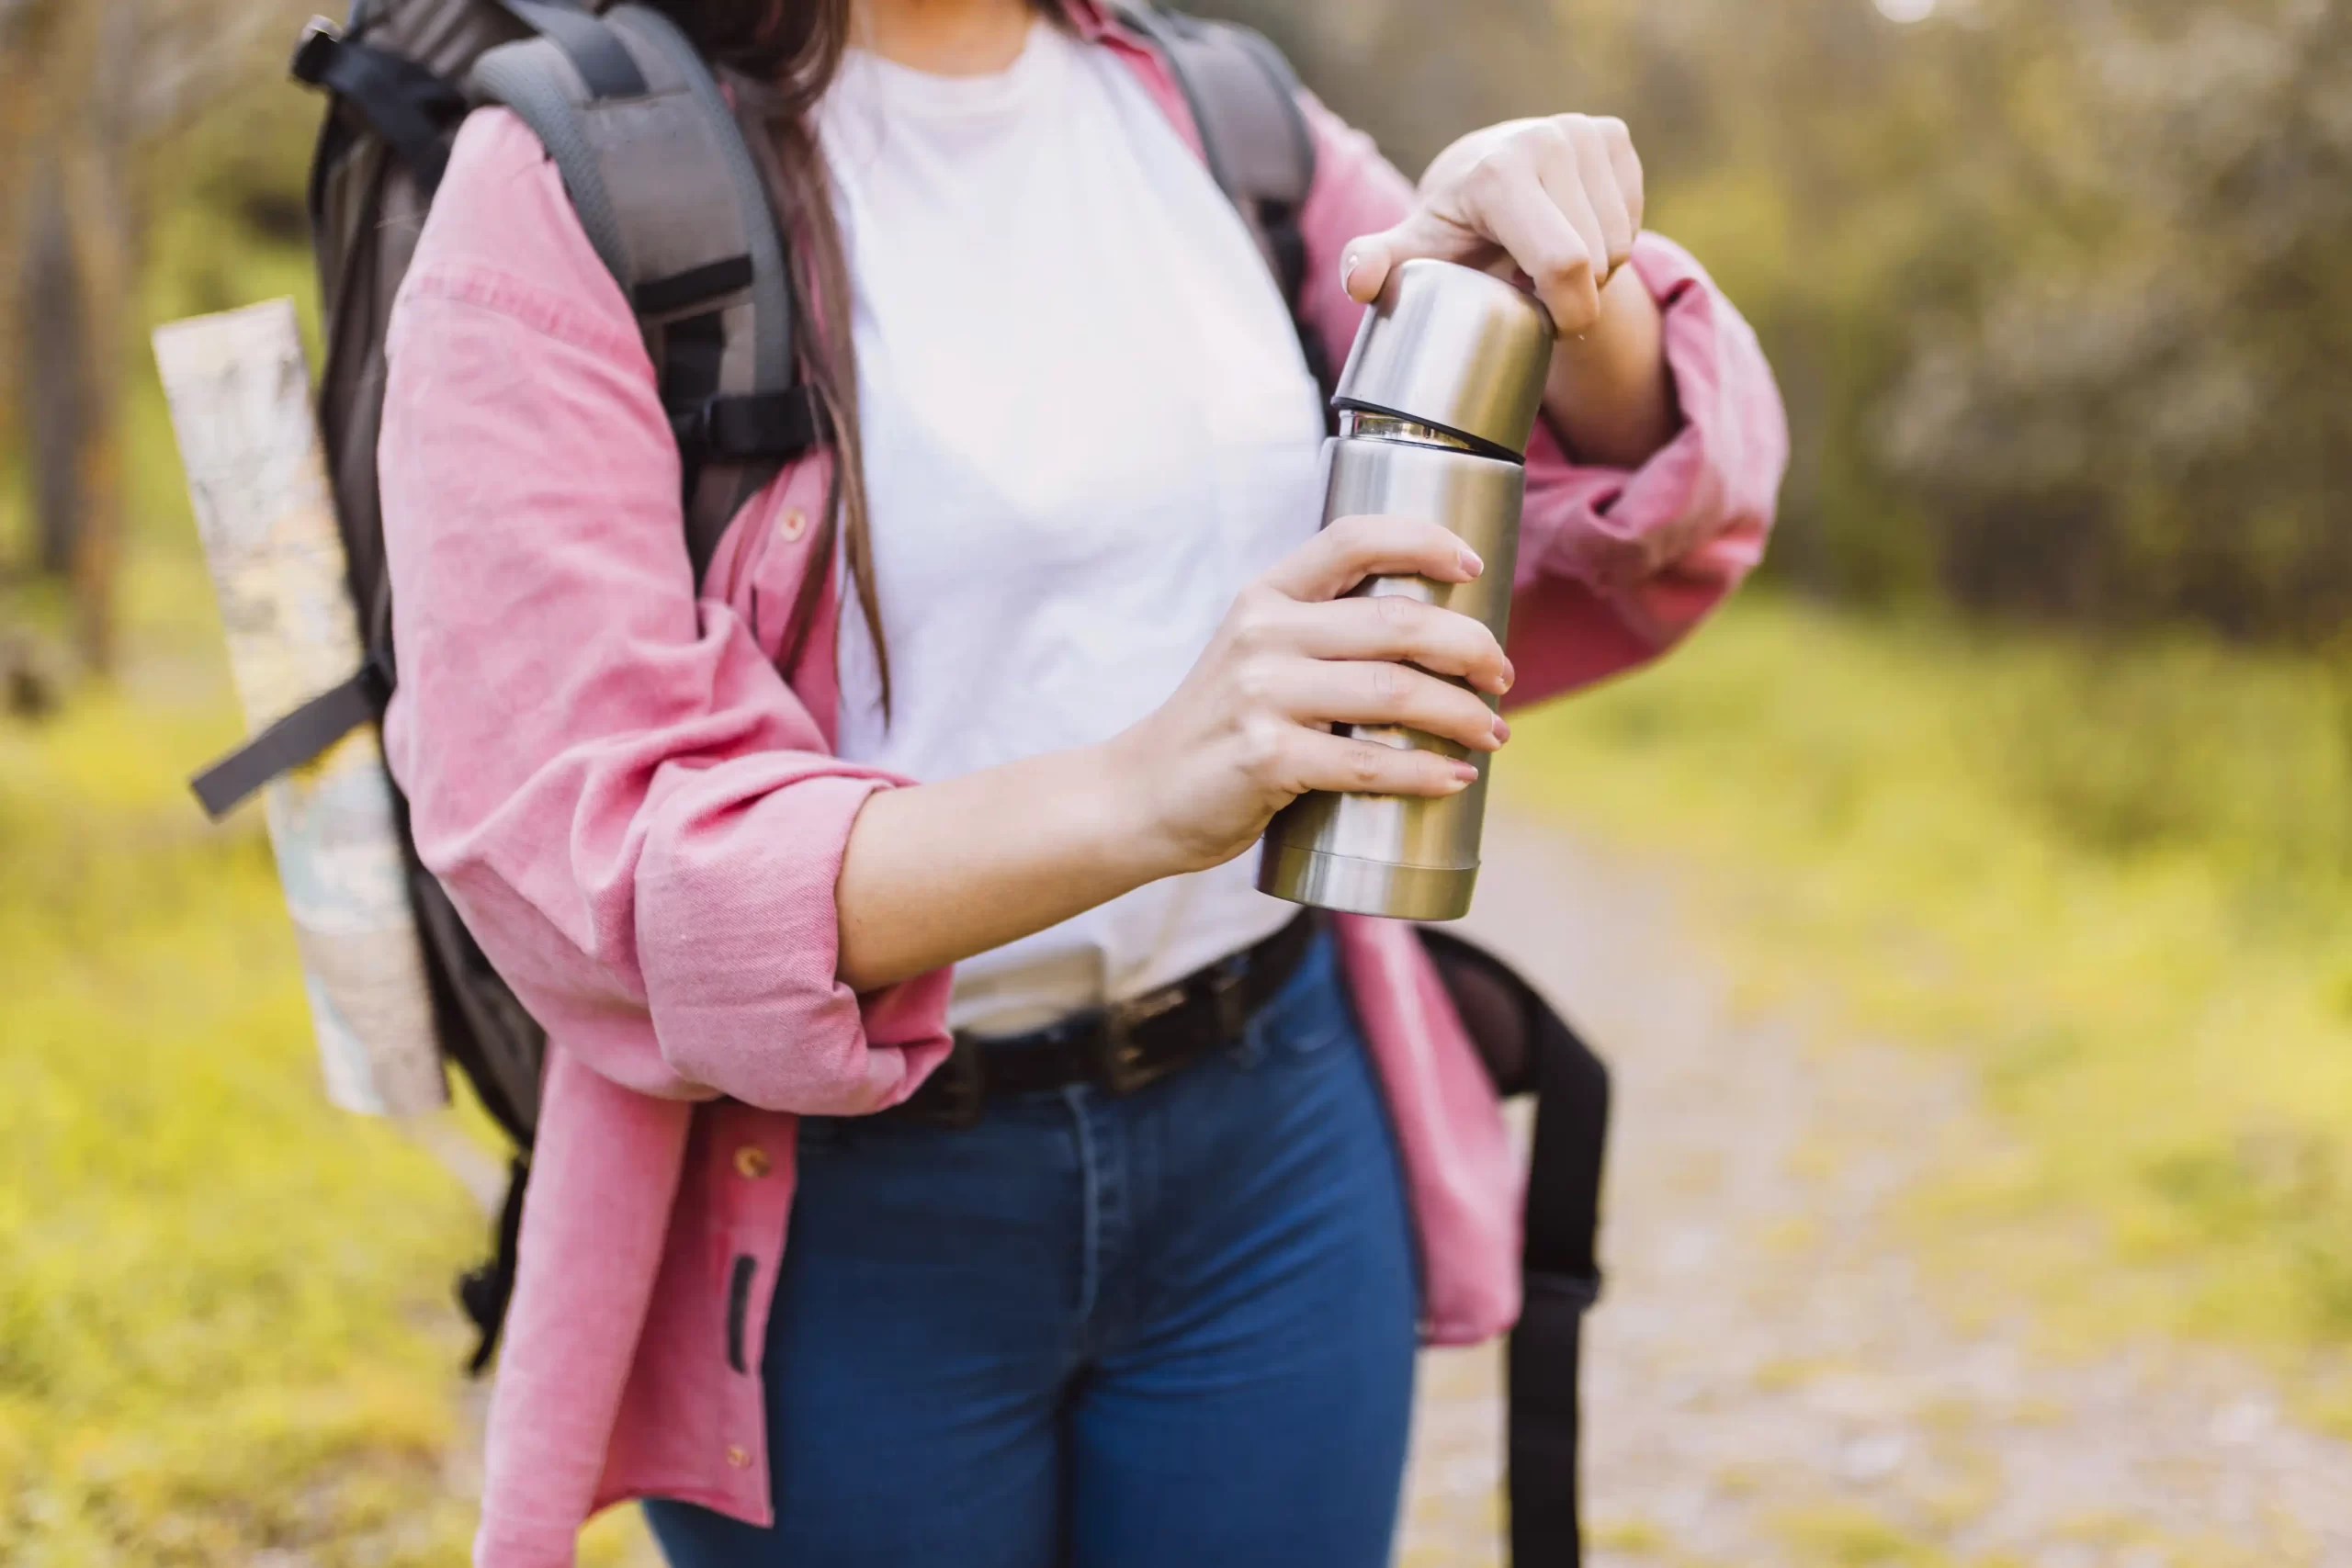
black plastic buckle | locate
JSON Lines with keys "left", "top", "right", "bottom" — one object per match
{"left": 290, "top": 16, "right": 344, "bottom": 85}
{"left": 357, "top": 645, "right": 395, "bottom": 711}
{"left": 907, "top": 1043, "right": 986, "bottom": 1129}
{"left": 669, "top": 400, "right": 717, "bottom": 462}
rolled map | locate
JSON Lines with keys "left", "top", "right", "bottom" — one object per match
{"left": 153, "top": 299, "right": 445, "bottom": 1117}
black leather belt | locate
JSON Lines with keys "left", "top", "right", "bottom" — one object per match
{"left": 887, "top": 913, "right": 1321, "bottom": 1129}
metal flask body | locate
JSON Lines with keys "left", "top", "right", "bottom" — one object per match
{"left": 1258, "top": 259, "right": 1555, "bottom": 921}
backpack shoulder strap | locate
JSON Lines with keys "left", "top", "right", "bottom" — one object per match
{"left": 469, "top": 1, "right": 814, "bottom": 585}
{"left": 1112, "top": 5, "right": 1329, "bottom": 399}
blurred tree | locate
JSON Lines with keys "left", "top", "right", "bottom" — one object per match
{"left": 1, "top": 0, "right": 2341, "bottom": 649}
{"left": 1192, "top": 0, "right": 1578, "bottom": 177}
{"left": 21, "top": 164, "right": 87, "bottom": 581}
{"left": 1880, "top": 0, "right": 2352, "bottom": 640}
{"left": 1203, "top": 0, "right": 2352, "bottom": 644}
{"left": 0, "top": 0, "right": 286, "bottom": 671}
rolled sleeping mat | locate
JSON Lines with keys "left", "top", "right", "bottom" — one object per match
{"left": 153, "top": 298, "right": 445, "bottom": 1117}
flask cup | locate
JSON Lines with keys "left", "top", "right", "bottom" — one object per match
{"left": 1257, "top": 259, "right": 1555, "bottom": 920}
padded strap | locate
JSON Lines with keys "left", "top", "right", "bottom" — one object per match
{"left": 290, "top": 25, "right": 468, "bottom": 190}
{"left": 1113, "top": 6, "right": 1313, "bottom": 217}
{"left": 492, "top": 0, "right": 648, "bottom": 98}
{"left": 1113, "top": 6, "right": 1329, "bottom": 404}
{"left": 188, "top": 657, "right": 391, "bottom": 821}
{"left": 469, "top": 4, "right": 802, "bottom": 587}
{"left": 469, "top": 41, "right": 630, "bottom": 280}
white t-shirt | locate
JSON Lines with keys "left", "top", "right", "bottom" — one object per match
{"left": 818, "top": 20, "right": 1329, "bottom": 1035}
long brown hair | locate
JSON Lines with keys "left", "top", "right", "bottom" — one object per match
{"left": 644, "top": 0, "right": 885, "bottom": 706}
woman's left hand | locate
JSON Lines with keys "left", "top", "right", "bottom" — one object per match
{"left": 1341, "top": 115, "right": 1645, "bottom": 338}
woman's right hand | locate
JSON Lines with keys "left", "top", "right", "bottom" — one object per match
{"left": 1114, "top": 513, "right": 1516, "bottom": 876}
{"left": 837, "top": 514, "right": 1512, "bottom": 992}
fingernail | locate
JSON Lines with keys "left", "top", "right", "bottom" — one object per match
{"left": 1499, "top": 658, "right": 1517, "bottom": 693}
{"left": 1457, "top": 546, "right": 1484, "bottom": 578}
{"left": 1451, "top": 760, "right": 1480, "bottom": 785}
{"left": 1491, "top": 716, "right": 1511, "bottom": 746}
{"left": 1340, "top": 249, "right": 1363, "bottom": 293}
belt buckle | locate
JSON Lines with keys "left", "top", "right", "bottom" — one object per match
{"left": 1204, "top": 953, "right": 1250, "bottom": 1042}
{"left": 1095, "top": 985, "right": 1182, "bottom": 1096}
{"left": 911, "top": 1041, "right": 986, "bottom": 1129}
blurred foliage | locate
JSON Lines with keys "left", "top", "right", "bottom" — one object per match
{"left": 1211, "top": 0, "right": 2352, "bottom": 642}
{"left": 0, "top": 0, "right": 311, "bottom": 671}
{"left": 0, "top": 28, "right": 657, "bottom": 1562}
{"left": 0, "top": 267, "right": 650, "bottom": 1568}
{"left": 1510, "top": 597, "right": 2352, "bottom": 1369}
{"left": 0, "top": 556, "right": 481, "bottom": 1561}
{"left": 3, "top": 0, "right": 2350, "bottom": 1556}
{"left": 0, "top": 550, "right": 664, "bottom": 1565}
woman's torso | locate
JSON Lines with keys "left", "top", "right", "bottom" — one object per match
{"left": 818, "top": 20, "right": 1329, "bottom": 1035}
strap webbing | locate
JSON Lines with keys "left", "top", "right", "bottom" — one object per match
{"left": 635, "top": 254, "right": 755, "bottom": 317}
{"left": 1513, "top": 1000, "right": 1609, "bottom": 1565}
{"left": 493, "top": 0, "right": 648, "bottom": 98}
{"left": 457, "top": 1155, "right": 532, "bottom": 1374}
{"left": 189, "top": 659, "right": 391, "bottom": 821}
{"left": 1419, "top": 927, "right": 1608, "bottom": 1568}
{"left": 290, "top": 29, "right": 467, "bottom": 190}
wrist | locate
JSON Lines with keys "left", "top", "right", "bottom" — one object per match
{"left": 1549, "top": 262, "right": 1655, "bottom": 368}
{"left": 1543, "top": 263, "right": 1674, "bottom": 468}
{"left": 1080, "top": 729, "right": 1200, "bottom": 885}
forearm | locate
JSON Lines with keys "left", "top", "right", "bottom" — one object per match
{"left": 834, "top": 739, "right": 1173, "bottom": 993}
{"left": 1542, "top": 264, "right": 1676, "bottom": 469}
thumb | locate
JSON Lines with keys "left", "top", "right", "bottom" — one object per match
{"left": 1341, "top": 214, "right": 1486, "bottom": 306}
{"left": 1336, "top": 216, "right": 1458, "bottom": 310}
{"left": 1339, "top": 231, "right": 1400, "bottom": 307}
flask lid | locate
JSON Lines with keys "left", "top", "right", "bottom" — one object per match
{"left": 1332, "top": 259, "right": 1556, "bottom": 457}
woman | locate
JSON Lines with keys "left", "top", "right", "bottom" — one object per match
{"left": 379, "top": 0, "right": 1785, "bottom": 1562}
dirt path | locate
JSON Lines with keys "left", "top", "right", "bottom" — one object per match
{"left": 1396, "top": 810, "right": 2352, "bottom": 1568}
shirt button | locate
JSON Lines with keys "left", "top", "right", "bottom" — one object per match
{"left": 733, "top": 1145, "right": 772, "bottom": 1179}
{"left": 725, "top": 1444, "right": 752, "bottom": 1469}
{"left": 777, "top": 507, "right": 808, "bottom": 542}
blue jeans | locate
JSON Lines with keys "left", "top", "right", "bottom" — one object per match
{"left": 644, "top": 931, "right": 1420, "bottom": 1567}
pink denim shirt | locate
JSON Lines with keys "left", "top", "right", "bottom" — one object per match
{"left": 377, "top": 7, "right": 1786, "bottom": 1562}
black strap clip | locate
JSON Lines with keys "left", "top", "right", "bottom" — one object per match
{"left": 673, "top": 387, "right": 831, "bottom": 466}
{"left": 290, "top": 17, "right": 469, "bottom": 191}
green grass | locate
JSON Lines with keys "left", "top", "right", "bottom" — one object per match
{"left": 0, "top": 181, "right": 659, "bottom": 1562}
{"left": 0, "top": 552, "right": 483, "bottom": 1560}
{"left": 1510, "top": 597, "right": 2352, "bottom": 1390}
{"left": 0, "top": 572, "right": 663, "bottom": 1567}
{"left": 0, "top": 157, "right": 502, "bottom": 1552}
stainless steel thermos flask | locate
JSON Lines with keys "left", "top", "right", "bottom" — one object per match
{"left": 1257, "top": 258, "right": 1556, "bottom": 920}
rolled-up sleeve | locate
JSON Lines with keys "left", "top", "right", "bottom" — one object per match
{"left": 1294, "top": 96, "right": 1788, "bottom": 706}
{"left": 378, "top": 111, "right": 951, "bottom": 1114}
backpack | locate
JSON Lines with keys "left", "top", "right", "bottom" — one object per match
{"left": 187, "top": 3, "right": 1606, "bottom": 1561}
